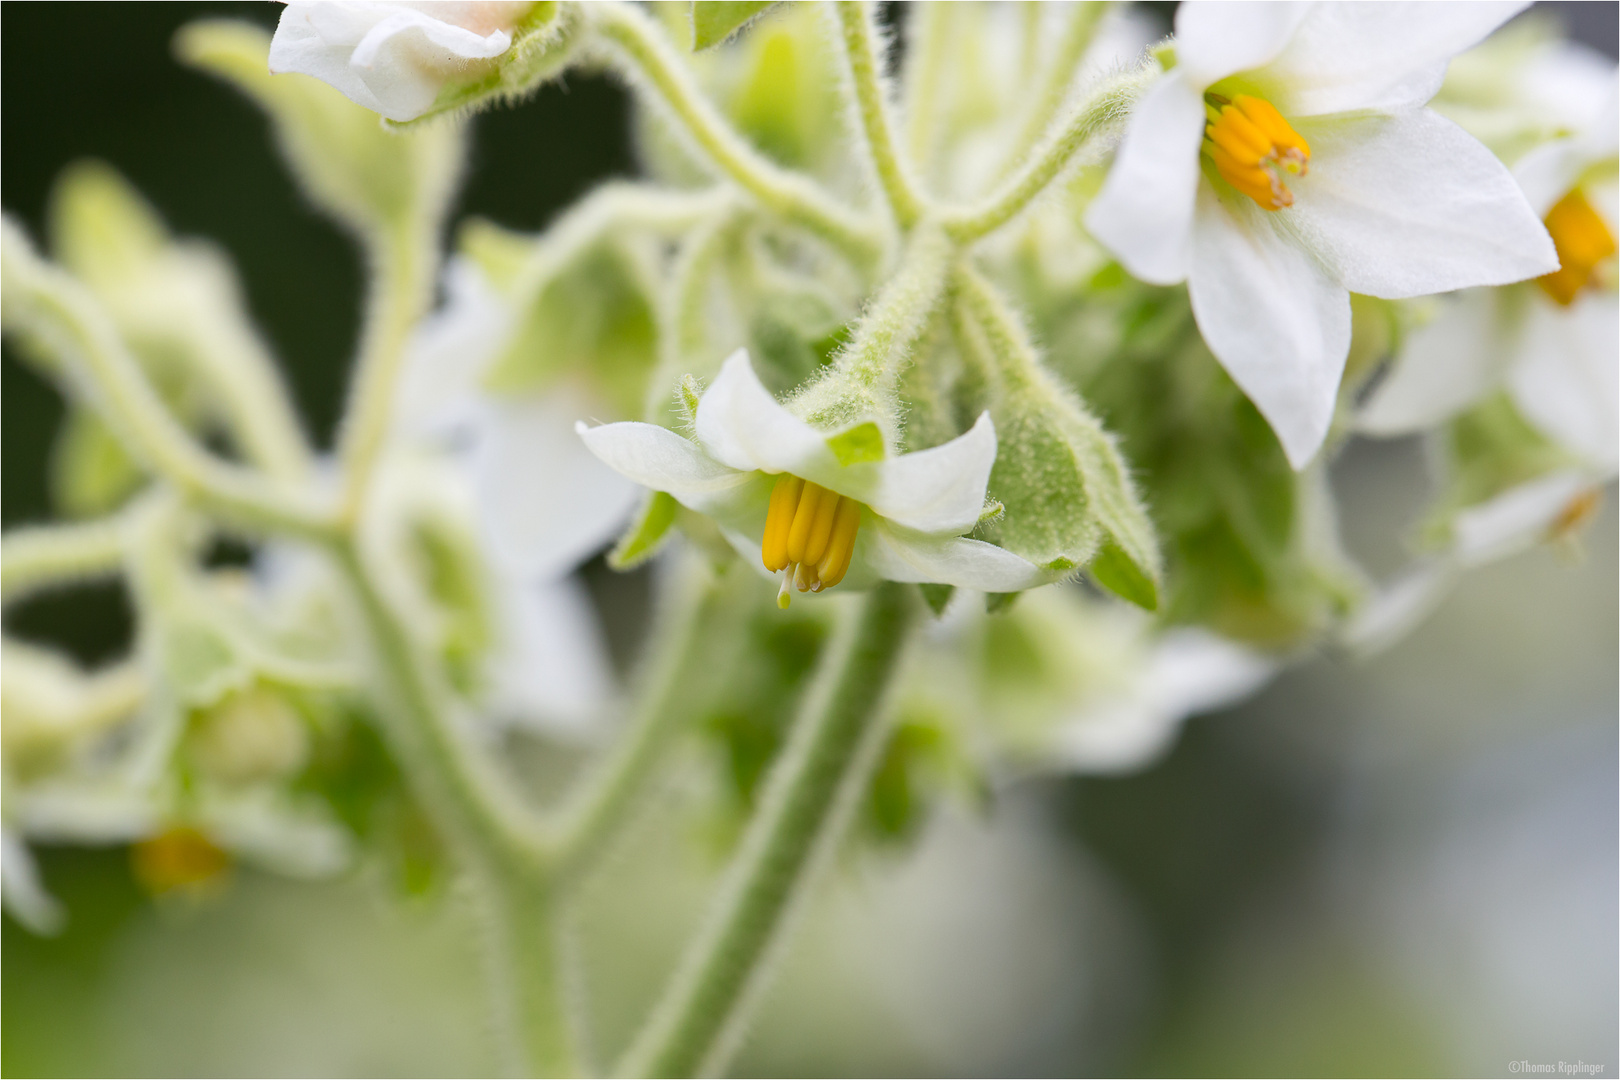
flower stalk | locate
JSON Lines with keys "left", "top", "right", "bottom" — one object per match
{"left": 616, "top": 580, "right": 919, "bottom": 1079}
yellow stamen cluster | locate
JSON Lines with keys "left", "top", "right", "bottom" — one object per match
{"left": 131, "top": 826, "right": 230, "bottom": 896}
{"left": 1537, "top": 188, "right": 1617, "bottom": 306}
{"left": 1203, "top": 93, "right": 1310, "bottom": 210}
{"left": 762, "top": 475, "right": 863, "bottom": 608}
{"left": 1549, "top": 486, "right": 1604, "bottom": 541}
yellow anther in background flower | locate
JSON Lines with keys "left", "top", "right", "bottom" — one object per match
{"left": 1203, "top": 93, "right": 1310, "bottom": 211}
{"left": 1537, "top": 189, "right": 1617, "bottom": 306}
{"left": 763, "top": 474, "right": 864, "bottom": 606}
{"left": 131, "top": 826, "right": 230, "bottom": 896}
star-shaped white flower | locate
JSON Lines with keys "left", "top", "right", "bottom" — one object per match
{"left": 1361, "top": 79, "right": 1618, "bottom": 475}
{"left": 270, "top": 1, "right": 535, "bottom": 122}
{"left": 1086, "top": 1, "right": 1558, "bottom": 469}
{"left": 577, "top": 351, "right": 1047, "bottom": 604}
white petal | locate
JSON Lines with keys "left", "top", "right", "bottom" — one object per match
{"left": 1358, "top": 289, "right": 1509, "bottom": 436}
{"left": 1052, "top": 630, "right": 1275, "bottom": 772}
{"left": 1266, "top": 1, "right": 1527, "bottom": 115}
{"left": 1174, "top": 2, "right": 1311, "bottom": 89}
{"left": 1084, "top": 71, "right": 1207, "bottom": 285}
{"left": 271, "top": 2, "right": 514, "bottom": 122}
{"left": 849, "top": 412, "right": 998, "bottom": 534}
{"left": 1187, "top": 183, "right": 1351, "bottom": 470}
{"left": 395, "top": 258, "right": 513, "bottom": 439}
{"left": 1340, "top": 559, "right": 1457, "bottom": 656}
{"left": 1507, "top": 294, "right": 1620, "bottom": 472}
{"left": 693, "top": 350, "right": 845, "bottom": 478}
{"left": 1286, "top": 109, "right": 1557, "bottom": 299}
{"left": 576, "top": 420, "right": 753, "bottom": 515}
{"left": 864, "top": 521, "right": 1048, "bottom": 592}
{"left": 486, "top": 576, "right": 615, "bottom": 738}
{"left": 270, "top": 3, "right": 393, "bottom": 115}
{"left": 474, "top": 389, "right": 642, "bottom": 582}
{"left": 1, "top": 830, "right": 64, "bottom": 935}
{"left": 1451, "top": 469, "right": 1592, "bottom": 566}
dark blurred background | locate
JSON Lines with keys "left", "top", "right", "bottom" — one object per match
{"left": 4, "top": 4, "right": 1616, "bottom": 1076}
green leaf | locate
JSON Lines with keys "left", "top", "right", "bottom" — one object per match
{"left": 691, "top": 1, "right": 781, "bottom": 50}
{"left": 609, "top": 490, "right": 680, "bottom": 570}
{"left": 826, "top": 421, "right": 886, "bottom": 466}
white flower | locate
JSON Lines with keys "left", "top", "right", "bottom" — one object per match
{"left": 1085, "top": 1, "right": 1557, "bottom": 469}
{"left": 270, "top": 1, "right": 535, "bottom": 122}
{"left": 393, "top": 259, "right": 640, "bottom": 733}
{"left": 577, "top": 351, "right": 1047, "bottom": 604}
{"left": 1360, "top": 80, "right": 1618, "bottom": 473}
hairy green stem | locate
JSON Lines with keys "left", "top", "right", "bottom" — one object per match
{"left": 832, "top": 1, "right": 928, "bottom": 229}
{"left": 900, "top": 2, "right": 955, "bottom": 177}
{"left": 1, "top": 516, "right": 128, "bottom": 604}
{"left": 549, "top": 557, "right": 725, "bottom": 883}
{"left": 793, "top": 219, "right": 950, "bottom": 437}
{"left": 995, "top": 1, "right": 1109, "bottom": 182}
{"left": 0, "top": 224, "right": 333, "bottom": 541}
{"left": 617, "top": 581, "right": 919, "bottom": 1079}
{"left": 483, "top": 869, "right": 581, "bottom": 1078}
{"left": 943, "top": 66, "right": 1150, "bottom": 243}
{"left": 590, "top": 3, "right": 883, "bottom": 268}
{"left": 335, "top": 225, "right": 437, "bottom": 525}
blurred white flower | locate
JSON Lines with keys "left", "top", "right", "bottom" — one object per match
{"left": 578, "top": 351, "right": 1047, "bottom": 604}
{"left": 270, "top": 1, "right": 535, "bottom": 122}
{"left": 1086, "top": 1, "right": 1557, "bottom": 469}
{"left": 395, "top": 258, "right": 639, "bottom": 734}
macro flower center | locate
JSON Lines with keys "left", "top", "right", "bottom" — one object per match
{"left": 131, "top": 826, "right": 230, "bottom": 895}
{"left": 1202, "top": 93, "right": 1310, "bottom": 211}
{"left": 762, "top": 475, "right": 864, "bottom": 607}
{"left": 1536, "top": 188, "right": 1617, "bottom": 306}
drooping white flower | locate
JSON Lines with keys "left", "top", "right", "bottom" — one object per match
{"left": 1085, "top": 1, "right": 1558, "bottom": 469}
{"left": 1361, "top": 76, "right": 1618, "bottom": 472}
{"left": 270, "top": 2, "right": 536, "bottom": 122}
{"left": 393, "top": 258, "right": 640, "bottom": 733}
{"left": 577, "top": 351, "right": 1047, "bottom": 604}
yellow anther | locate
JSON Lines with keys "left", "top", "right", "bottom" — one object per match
{"left": 761, "top": 473, "right": 866, "bottom": 606}
{"left": 1203, "top": 93, "right": 1310, "bottom": 211}
{"left": 762, "top": 474, "right": 804, "bottom": 571}
{"left": 1538, "top": 188, "right": 1617, "bottom": 306}
{"left": 1549, "top": 486, "right": 1603, "bottom": 541}
{"left": 131, "top": 826, "right": 230, "bottom": 896}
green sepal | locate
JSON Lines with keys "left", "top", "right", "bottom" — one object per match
{"left": 609, "top": 490, "right": 680, "bottom": 570}
{"left": 917, "top": 582, "right": 955, "bottom": 617}
{"left": 1089, "top": 538, "right": 1159, "bottom": 611}
{"left": 691, "top": 1, "right": 782, "bottom": 50}
{"left": 985, "top": 591, "right": 1021, "bottom": 615}
{"left": 384, "top": 2, "right": 579, "bottom": 130}
{"left": 826, "top": 421, "right": 886, "bottom": 466}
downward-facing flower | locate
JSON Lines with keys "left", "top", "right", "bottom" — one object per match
{"left": 1086, "top": 1, "right": 1558, "bottom": 469}
{"left": 1361, "top": 80, "right": 1618, "bottom": 475}
{"left": 270, "top": 1, "right": 539, "bottom": 122}
{"left": 577, "top": 351, "right": 1046, "bottom": 606}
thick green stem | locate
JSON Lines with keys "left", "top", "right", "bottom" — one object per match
{"left": 591, "top": 3, "right": 882, "bottom": 268}
{"left": 483, "top": 870, "right": 581, "bottom": 1078}
{"left": 549, "top": 556, "right": 725, "bottom": 882}
{"left": 832, "top": 1, "right": 928, "bottom": 229}
{"left": 617, "top": 581, "right": 919, "bottom": 1079}
{"left": 335, "top": 226, "right": 437, "bottom": 525}
{"left": 943, "top": 67, "right": 1151, "bottom": 243}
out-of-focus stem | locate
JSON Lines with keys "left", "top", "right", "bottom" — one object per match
{"left": 832, "top": 1, "right": 928, "bottom": 229}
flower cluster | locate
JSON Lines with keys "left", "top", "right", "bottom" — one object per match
{"left": 1, "top": 3, "right": 1611, "bottom": 1075}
